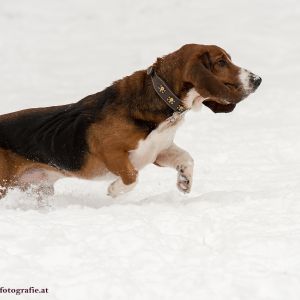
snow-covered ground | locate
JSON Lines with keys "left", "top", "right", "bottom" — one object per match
{"left": 0, "top": 0, "right": 300, "bottom": 299}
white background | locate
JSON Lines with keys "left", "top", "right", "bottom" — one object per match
{"left": 0, "top": 0, "right": 300, "bottom": 299}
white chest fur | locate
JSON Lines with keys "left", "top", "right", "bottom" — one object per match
{"left": 129, "top": 114, "right": 184, "bottom": 170}
{"left": 129, "top": 88, "right": 205, "bottom": 170}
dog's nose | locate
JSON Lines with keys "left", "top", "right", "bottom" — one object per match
{"left": 250, "top": 73, "right": 262, "bottom": 89}
{"left": 254, "top": 76, "right": 262, "bottom": 88}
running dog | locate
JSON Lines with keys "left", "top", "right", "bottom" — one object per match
{"left": 0, "top": 44, "right": 261, "bottom": 198}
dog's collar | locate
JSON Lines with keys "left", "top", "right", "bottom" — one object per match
{"left": 147, "top": 66, "right": 187, "bottom": 114}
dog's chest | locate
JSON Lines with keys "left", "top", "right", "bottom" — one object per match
{"left": 129, "top": 115, "right": 184, "bottom": 170}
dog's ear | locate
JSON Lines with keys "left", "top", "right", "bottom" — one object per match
{"left": 184, "top": 51, "right": 240, "bottom": 102}
{"left": 200, "top": 52, "right": 212, "bottom": 70}
{"left": 203, "top": 100, "right": 236, "bottom": 113}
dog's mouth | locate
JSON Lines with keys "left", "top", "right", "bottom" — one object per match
{"left": 203, "top": 98, "right": 232, "bottom": 105}
{"left": 202, "top": 80, "right": 255, "bottom": 106}
{"left": 218, "top": 99, "right": 232, "bottom": 105}
{"left": 215, "top": 82, "right": 247, "bottom": 105}
{"left": 224, "top": 82, "right": 239, "bottom": 89}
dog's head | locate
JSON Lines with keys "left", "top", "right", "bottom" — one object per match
{"left": 157, "top": 44, "right": 261, "bottom": 113}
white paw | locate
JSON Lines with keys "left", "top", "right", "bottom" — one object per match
{"left": 176, "top": 164, "right": 193, "bottom": 193}
{"left": 107, "top": 178, "right": 136, "bottom": 198}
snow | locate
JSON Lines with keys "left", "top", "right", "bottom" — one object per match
{"left": 0, "top": 0, "right": 300, "bottom": 299}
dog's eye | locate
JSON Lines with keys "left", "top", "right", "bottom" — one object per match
{"left": 217, "top": 59, "right": 227, "bottom": 67}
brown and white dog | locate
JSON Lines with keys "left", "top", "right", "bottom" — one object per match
{"left": 0, "top": 44, "right": 261, "bottom": 198}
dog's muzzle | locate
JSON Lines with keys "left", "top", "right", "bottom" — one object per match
{"left": 249, "top": 73, "right": 262, "bottom": 90}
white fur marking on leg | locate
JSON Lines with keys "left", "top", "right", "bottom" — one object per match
{"left": 155, "top": 143, "right": 194, "bottom": 193}
{"left": 176, "top": 164, "right": 193, "bottom": 193}
{"left": 107, "top": 178, "right": 136, "bottom": 198}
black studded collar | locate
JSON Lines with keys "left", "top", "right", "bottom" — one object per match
{"left": 147, "top": 66, "right": 187, "bottom": 114}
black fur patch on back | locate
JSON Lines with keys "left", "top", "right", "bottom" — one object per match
{"left": 0, "top": 86, "right": 117, "bottom": 171}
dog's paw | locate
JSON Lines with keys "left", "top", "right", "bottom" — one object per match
{"left": 176, "top": 165, "right": 193, "bottom": 193}
{"left": 107, "top": 179, "right": 136, "bottom": 198}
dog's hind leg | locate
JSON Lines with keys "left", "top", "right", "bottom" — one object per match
{"left": 0, "top": 184, "right": 8, "bottom": 199}
{"left": 18, "top": 168, "right": 61, "bottom": 199}
{"left": 16, "top": 168, "right": 63, "bottom": 208}
{"left": 0, "top": 150, "right": 14, "bottom": 199}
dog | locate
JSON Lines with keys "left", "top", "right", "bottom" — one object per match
{"left": 0, "top": 44, "right": 261, "bottom": 198}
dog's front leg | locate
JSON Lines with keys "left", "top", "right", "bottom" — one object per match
{"left": 155, "top": 143, "right": 194, "bottom": 193}
{"left": 104, "top": 150, "right": 138, "bottom": 198}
